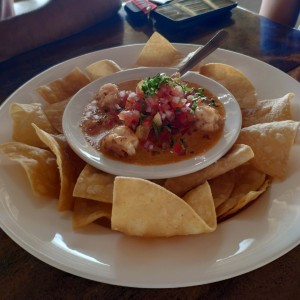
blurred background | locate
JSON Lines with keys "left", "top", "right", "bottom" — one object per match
{"left": 238, "top": 0, "right": 262, "bottom": 13}
{"left": 13, "top": 0, "right": 262, "bottom": 16}
{"left": 10, "top": 0, "right": 300, "bottom": 27}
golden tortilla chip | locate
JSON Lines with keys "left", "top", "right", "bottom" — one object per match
{"left": 73, "top": 164, "right": 115, "bottom": 203}
{"left": 72, "top": 197, "right": 112, "bottom": 229}
{"left": 208, "top": 170, "right": 236, "bottom": 208}
{"left": 216, "top": 164, "right": 266, "bottom": 218}
{"left": 183, "top": 181, "right": 217, "bottom": 231}
{"left": 0, "top": 142, "right": 60, "bottom": 198}
{"left": 164, "top": 144, "right": 254, "bottom": 197}
{"left": 199, "top": 63, "right": 257, "bottom": 108}
{"left": 219, "top": 179, "right": 270, "bottom": 221}
{"left": 44, "top": 99, "right": 70, "bottom": 133}
{"left": 10, "top": 103, "right": 56, "bottom": 148}
{"left": 36, "top": 67, "right": 91, "bottom": 104}
{"left": 33, "top": 124, "right": 79, "bottom": 211}
{"left": 85, "top": 59, "right": 122, "bottom": 81}
{"left": 242, "top": 93, "right": 294, "bottom": 127}
{"left": 236, "top": 120, "right": 299, "bottom": 179}
{"left": 112, "top": 177, "right": 217, "bottom": 237}
{"left": 136, "top": 32, "right": 183, "bottom": 67}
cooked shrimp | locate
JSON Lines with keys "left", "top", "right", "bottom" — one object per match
{"left": 100, "top": 125, "right": 139, "bottom": 157}
{"left": 195, "top": 104, "right": 224, "bottom": 131}
{"left": 95, "top": 83, "right": 120, "bottom": 109}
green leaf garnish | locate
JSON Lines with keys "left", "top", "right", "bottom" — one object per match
{"left": 180, "top": 83, "right": 194, "bottom": 94}
{"left": 208, "top": 98, "right": 219, "bottom": 108}
{"left": 141, "top": 73, "right": 173, "bottom": 97}
{"left": 191, "top": 99, "right": 198, "bottom": 111}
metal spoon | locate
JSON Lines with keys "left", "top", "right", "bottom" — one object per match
{"left": 177, "top": 30, "right": 229, "bottom": 76}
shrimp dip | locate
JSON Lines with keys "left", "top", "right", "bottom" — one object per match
{"left": 81, "top": 73, "right": 225, "bottom": 165}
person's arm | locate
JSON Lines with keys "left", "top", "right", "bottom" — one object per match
{"left": 259, "top": 0, "right": 300, "bottom": 27}
{"left": 0, "top": 0, "right": 15, "bottom": 20}
{"left": 0, "top": 0, "right": 121, "bottom": 62}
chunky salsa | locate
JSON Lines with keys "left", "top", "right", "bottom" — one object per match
{"left": 81, "top": 73, "right": 225, "bottom": 165}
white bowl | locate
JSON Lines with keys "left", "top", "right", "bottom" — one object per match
{"left": 62, "top": 67, "right": 242, "bottom": 179}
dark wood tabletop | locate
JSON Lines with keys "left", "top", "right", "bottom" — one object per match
{"left": 1, "top": 5, "right": 300, "bottom": 300}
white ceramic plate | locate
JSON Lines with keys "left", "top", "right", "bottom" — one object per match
{"left": 0, "top": 44, "right": 300, "bottom": 288}
{"left": 63, "top": 67, "right": 241, "bottom": 179}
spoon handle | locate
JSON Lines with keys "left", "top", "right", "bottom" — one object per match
{"left": 178, "top": 30, "right": 229, "bottom": 76}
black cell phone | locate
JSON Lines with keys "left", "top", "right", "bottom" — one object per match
{"left": 150, "top": 0, "right": 237, "bottom": 28}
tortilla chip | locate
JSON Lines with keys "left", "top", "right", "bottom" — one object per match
{"left": 73, "top": 164, "right": 115, "bottom": 203}
{"left": 72, "top": 197, "right": 112, "bottom": 229}
{"left": 164, "top": 144, "right": 254, "bottom": 197}
{"left": 36, "top": 67, "right": 91, "bottom": 104}
{"left": 242, "top": 93, "right": 294, "bottom": 127}
{"left": 33, "top": 125, "right": 79, "bottom": 211}
{"left": 136, "top": 32, "right": 183, "bottom": 67}
{"left": 208, "top": 170, "right": 236, "bottom": 208}
{"left": 0, "top": 142, "right": 60, "bottom": 198}
{"left": 112, "top": 177, "right": 217, "bottom": 237}
{"left": 85, "top": 59, "right": 122, "bottom": 81}
{"left": 236, "top": 120, "right": 299, "bottom": 179}
{"left": 219, "top": 179, "right": 270, "bottom": 221}
{"left": 183, "top": 181, "right": 217, "bottom": 230}
{"left": 199, "top": 63, "right": 257, "bottom": 108}
{"left": 216, "top": 164, "right": 266, "bottom": 218}
{"left": 44, "top": 99, "right": 70, "bottom": 133}
{"left": 10, "top": 103, "right": 56, "bottom": 147}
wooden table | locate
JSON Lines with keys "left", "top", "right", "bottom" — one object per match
{"left": 1, "top": 5, "right": 300, "bottom": 299}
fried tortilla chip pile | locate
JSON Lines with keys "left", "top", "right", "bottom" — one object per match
{"left": 0, "top": 32, "right": 299, "bottom": 237}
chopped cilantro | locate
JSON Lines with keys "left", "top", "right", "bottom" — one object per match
{"left": 180, "top": 83, "right": 194, "bottom": 94}
{"left": 191, "top": 88, "right": 207, "bottom": 110}
{"left": 191, "top": 100, "right": 198, "bottom": 111}
{"left": 208, "top": 98, "right": 219, "bottom": 108}
{"left": 142, "top": 73, "right": 173, "bottom": 97}
{"left": 197, "top": 88, "right": 204, "bottom": 95}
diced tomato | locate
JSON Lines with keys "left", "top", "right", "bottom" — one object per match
{"left": 158, "top": 127, "right": 172, "bottom": 146}
{"left": 156, "top": 84, "right": 171, "bottom": 98}
{"left": 173, "top": 108, "right": 195, "bottom": 129}
{"left": 146, "top": 129, "right": 157, "bottom": 144}
{"left": 164, "top": 109, "right": 175, "bottom": 122}
{"left": 145, "top": 96, "right": 159, "bottom": 114}
{"left": 173, "top": 140, "right": 186, "bottom": 155}
{"left": 158, "top": 102, "right": 171, "bottom": 112}
{"left": 172, "top": 85, "right": 184, "bottom": 97}
{"left": 141, "top": 116, "right": 153, "bottom": 128}
{"left": 170, "top": 99, "right": 186, "bottom": 110}
{"left": 118, "top": 110, "right": 140, "bottom": 130}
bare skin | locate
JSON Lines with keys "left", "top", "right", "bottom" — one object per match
{"left": 259, "top": 0, "right": 300, "bottom": 27}
{"left": 0, "top": 0, "right": 121, "bottom": 62}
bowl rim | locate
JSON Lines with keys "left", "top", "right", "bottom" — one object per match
{"left": 62, "top": 66, "right": 242, "bottom": 179}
